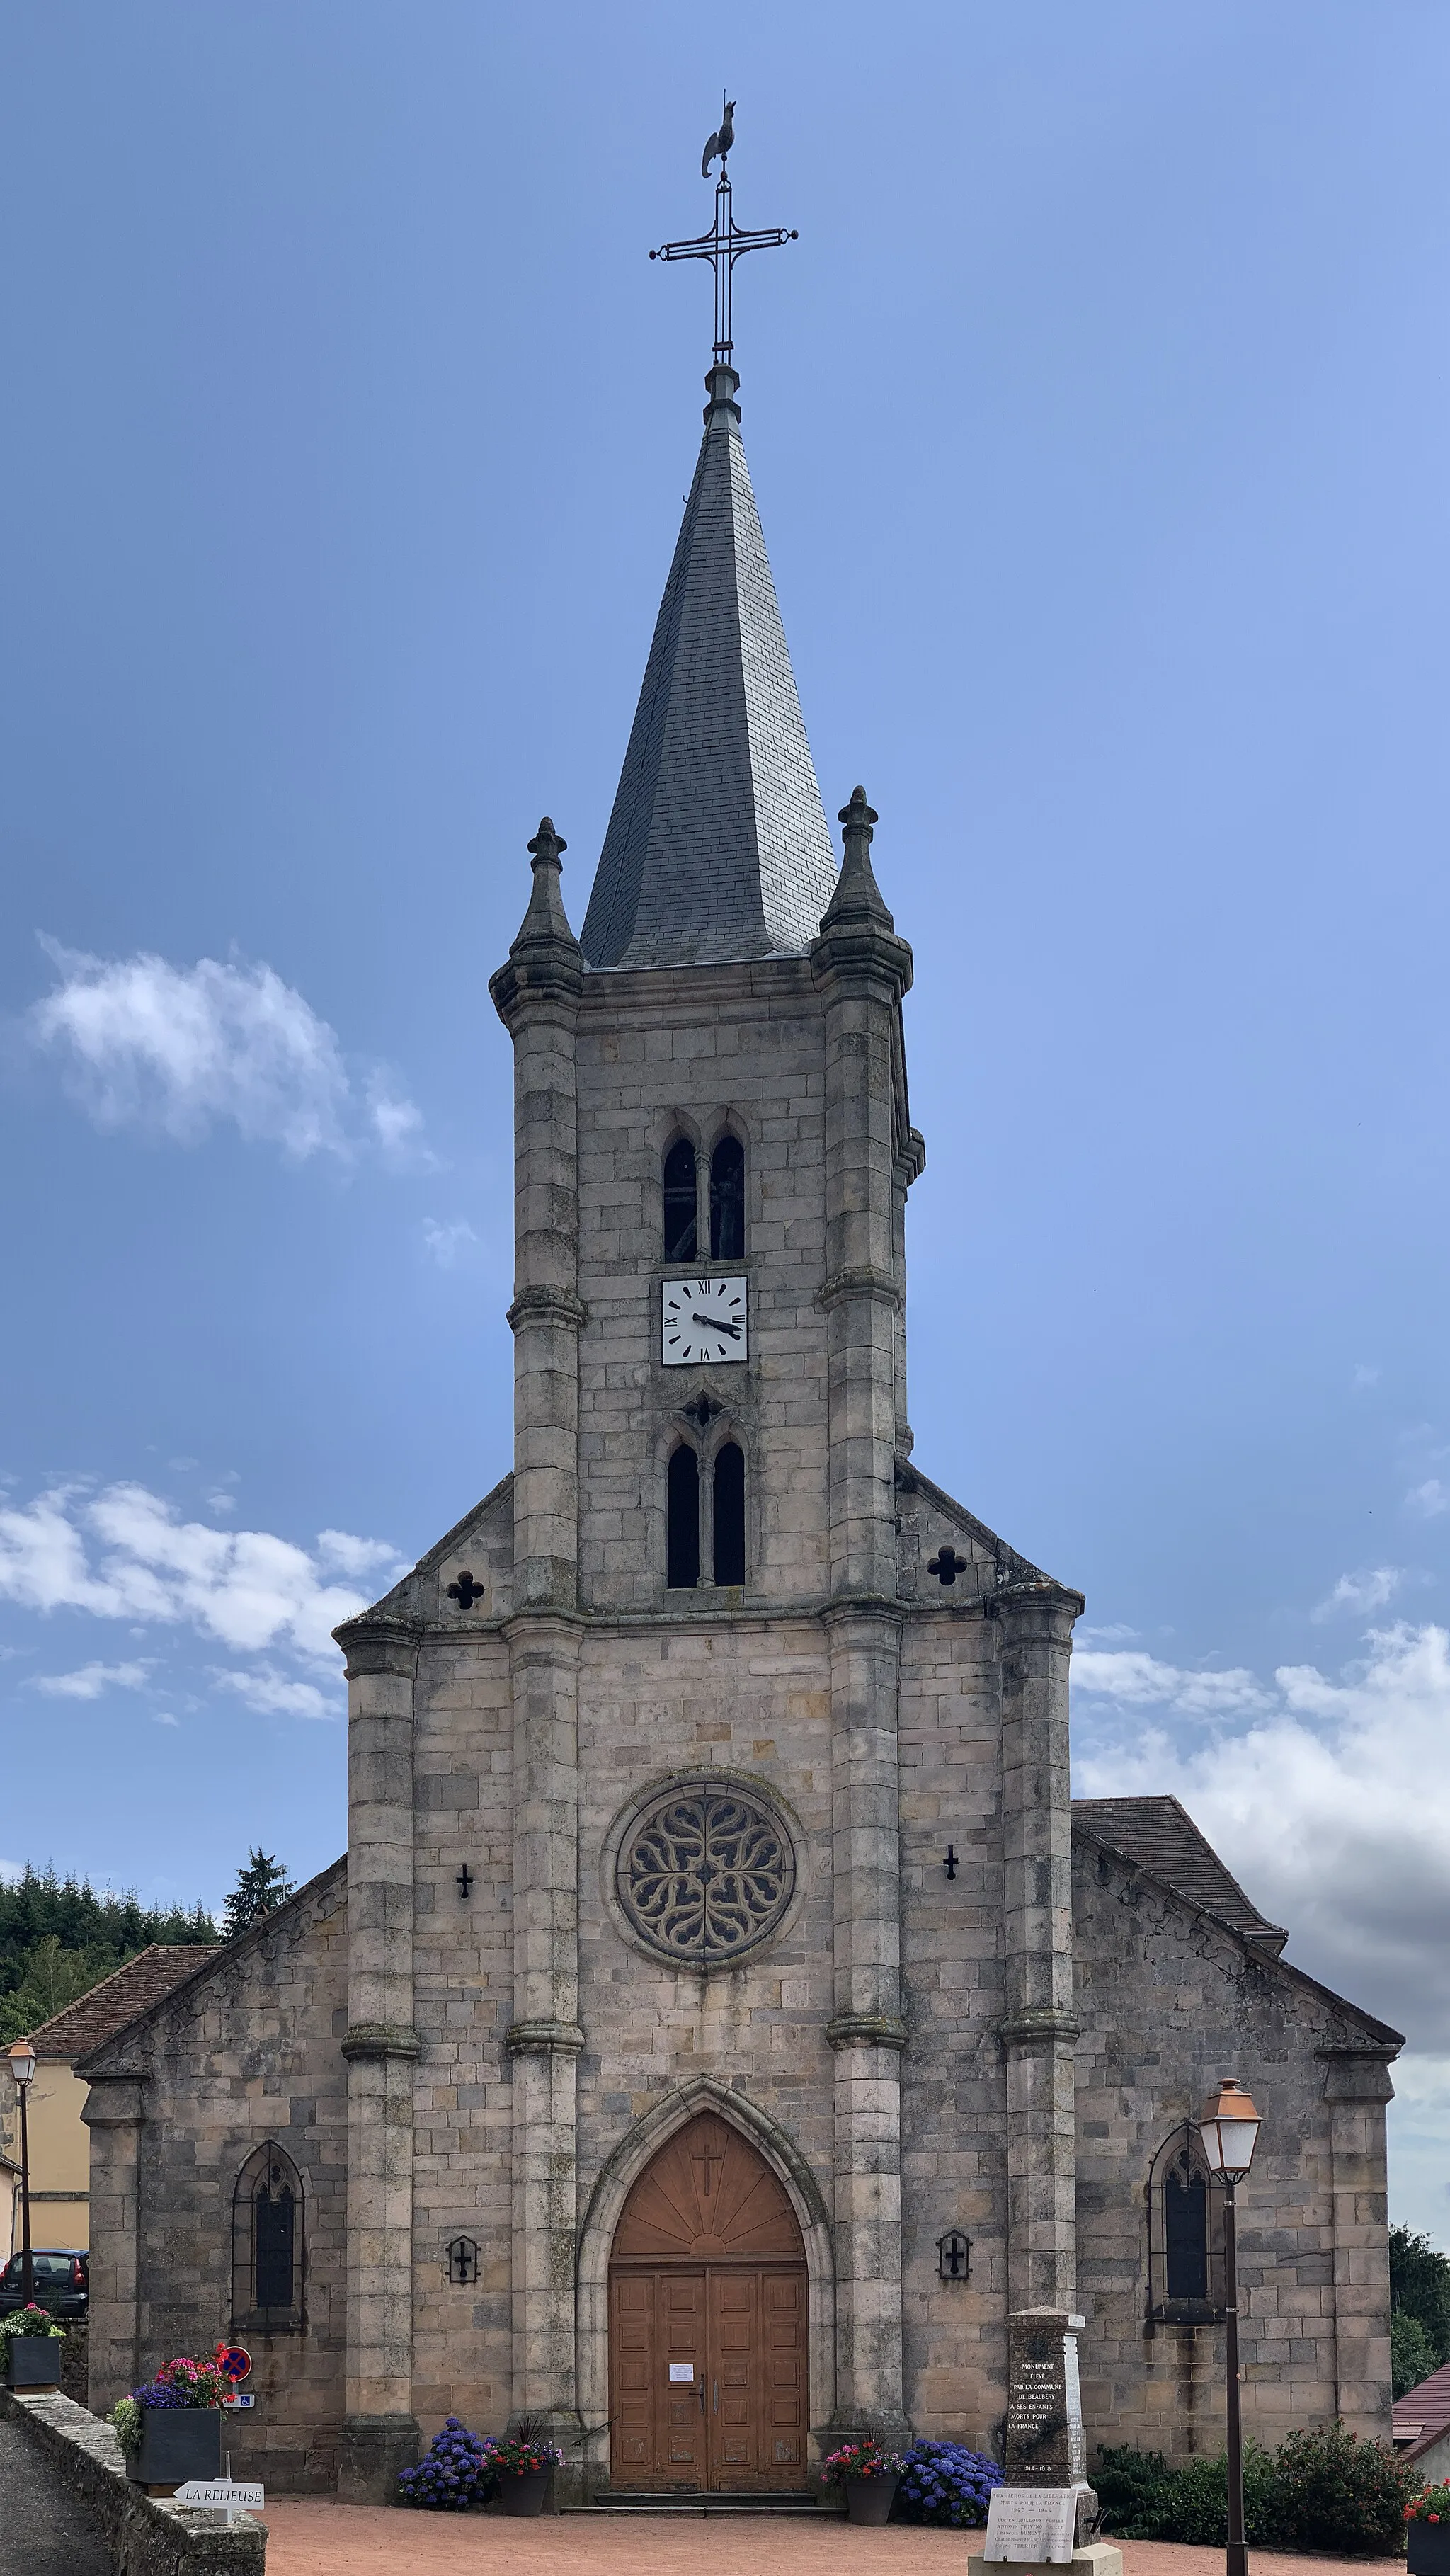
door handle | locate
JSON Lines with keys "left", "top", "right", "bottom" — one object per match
{"left": 699, "top": 2378, "right": 704, "bottom": 2414}
{"left": 713, "top": 2381, "right": 719, "bottom": 2415}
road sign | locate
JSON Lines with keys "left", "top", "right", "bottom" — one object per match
{"left": 215, "top": 2344, "right": 252, "bottom": 2383}
{"left": 222, "top": 2392, "right": 256, "bottom": 2409}
{"left": 174, "top": 2476, "right": 265, "bottom": 2524}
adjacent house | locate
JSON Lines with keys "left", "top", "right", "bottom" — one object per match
{"left": 1395, "top": 2361, "right": 1450, "bottom": 2488}
{"left": 1, "top": 1947, "right": 207, "bottom": 2252}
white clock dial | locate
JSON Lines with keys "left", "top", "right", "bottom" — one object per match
{"left": 661, "top": 1275, "right": 748, "bottom": 1366}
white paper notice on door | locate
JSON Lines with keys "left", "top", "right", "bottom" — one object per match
{"left": 668, "top": 2363, "right": 695, "bottom": 2383}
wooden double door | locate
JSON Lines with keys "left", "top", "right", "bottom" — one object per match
{"left": 607, "top": 2114, "right": 809, "bottom": 2492}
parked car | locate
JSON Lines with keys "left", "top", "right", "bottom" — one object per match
{"left": 0, "top": 2249, "right": 88, "bottom": 2320}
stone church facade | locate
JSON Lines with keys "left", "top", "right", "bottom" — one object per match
{"left": 79, "top": 352, "right": 1400, "bottom": 2504}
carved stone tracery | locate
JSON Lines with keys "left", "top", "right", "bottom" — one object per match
{"left": 616, "top": 1779, "right": 795, "bottom": 1964}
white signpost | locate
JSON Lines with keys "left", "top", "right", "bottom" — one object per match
{"left": 174, "top": 2454, "right": 265, "bottom": 2524}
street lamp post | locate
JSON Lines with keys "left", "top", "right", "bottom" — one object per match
{"left": 7, "top": 2041, "right": 36, "bottom": 2310}
{"left": 1198, "top": 2079, "right": 1263, "bottom": 2576}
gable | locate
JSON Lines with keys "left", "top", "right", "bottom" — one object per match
{"left": 344, "top": 1474, "right": 514, "bottom": 1635}
{"left": 895, "top": 1459, "right": 1062, "bottom": 1608}
{"left": 1072, "top": 1819, "right": 1402, "bottom": 2057}
{"left": 75, "top": 1855, "right": 348, "bottom": 2079}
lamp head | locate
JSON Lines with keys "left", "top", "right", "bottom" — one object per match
{"left": 1198, "top": 2076, "right": 1261, "bottom": 2182}
{"left": 7, "top": 2041, "right": 36, "bottom": 2090}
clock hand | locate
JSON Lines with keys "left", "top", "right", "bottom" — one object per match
{"left": 692, "top": 1312, "right": 741, "bottom": 1338}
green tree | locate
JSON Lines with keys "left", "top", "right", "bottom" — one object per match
{"left": 222, "top": 1850, "right": 295, "bottom": 1939}
{"left": 1391, "top": 2225, "right": 1450, "bottom": 2373}
{"left": 0, "top": 1864, "right": 217, "bottom": 2038}
{"left": 0, "top": 1937, "right": 122, "bottom": 2042}
{"left": 1393, "top": 2309, "right": 1439, "bottom": 2400}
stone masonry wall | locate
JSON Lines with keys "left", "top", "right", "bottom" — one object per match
{"left": 86, "top": 1869, "right": 349, "bottom": 2495}
{"left": 1073, "top": 1833, "right": 1394, "bottom": 2463}
{"left": 574, "top": 959, "right": 831, "bottom": 1612}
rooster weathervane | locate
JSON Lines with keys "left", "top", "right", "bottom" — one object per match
{"left": 650, "top": 96, "right": 797, "bottom": 369}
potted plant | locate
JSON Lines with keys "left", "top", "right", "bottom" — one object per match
{"left": 109, "top": 2351, "right": 227, "bottom": 2491}
{"left": 822, "top": 2434, "right": 906, "bottom": 2526}
{"left": 482, "top": 2418, "right": 564, "bottom": 2517}
{"left": 0, "top": 2303, "right": 65, "bottom": 2389}
{"left": 398, "top": 2416, "right": 498, "bottom": 2510}
{"left": 1408, "top": 2485, "right": 1450, "bottom": 2576}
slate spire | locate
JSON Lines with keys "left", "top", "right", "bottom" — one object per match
{"left": 580, "top": 365, "right": 838, "bottom": 970}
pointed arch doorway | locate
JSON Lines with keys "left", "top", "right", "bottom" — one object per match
{"left": 607, "top": 2110, "right": 809, "bottom": 2492}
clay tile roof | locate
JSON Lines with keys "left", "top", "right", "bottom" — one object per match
{"left": 1395, "top": 2361, "right": 1450, "bottom": 2447}
{"left": 1072, "top": 1794, "right": 1289, "bottom": 1954}
{"left": 21, "top": 1944, "right": 213, "bottom": 2058}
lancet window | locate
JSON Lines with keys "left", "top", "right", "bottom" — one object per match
{"left": 663, "top": 1139, "right": 697, "bottom": 1261}
{"left": 232, "top": 2140, "right": 305, "bottom": 2333}
{"left": 709, "top": 1134, "right": 746, "bottom": 1260}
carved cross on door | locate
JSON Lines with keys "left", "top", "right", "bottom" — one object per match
{"left": 691, "top": 2133, "right": 725, "bottom": 2205}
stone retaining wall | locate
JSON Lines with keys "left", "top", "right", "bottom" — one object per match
{"left": 0, "top": 2388, "right": 265, "bottom": 2573}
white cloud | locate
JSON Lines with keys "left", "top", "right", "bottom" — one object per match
{"left": 0, "top": 1481, "right": 406, "bottom": 1665}
{"left": 205, "top": 1491, "right": 236, "bottom": 1516}
{"left": 1311, "top": 1565, "right": 1403, "bottom": 1622}
{"left": 1075, "top": 1619, "right": 1450, "bottom": 2051}
{"left": 367, "top": 1074, "right": 435, "bottom": 1168}
{"left": 212, "top": 1666, "right": 338, "bottom": 1721}
{"left": 1075, "top": 1622, "right": 1141, "bottom": 1648}
{"left": 32, "top": 1660, "right": 150, "bottom": 1700}
{"left": 1352, "top": 1364, "right": 1381, "bottom": 1390}
{"left": 1071, "top": 1647, "right": 1275, "bottom": 1721}
{"left": 421, "top": 1217, "right": 479, "bottom": 1268}
{"left": 28, "top": 940, "right": 426, "bottom": 1166}
{"left": 315, "top": 1529, "right": 404, "bottom": 1584}
{"left": 1405, "top": 1479, "right": 1449, "bottom": 1519}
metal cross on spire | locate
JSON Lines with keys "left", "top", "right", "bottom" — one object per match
{"left": 649, "top": 99, "right": 797, "bottom": 369}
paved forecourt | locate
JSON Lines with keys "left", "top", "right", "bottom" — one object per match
{"left": 260, "top": 2505, "right": 1405, "bottom": 2576}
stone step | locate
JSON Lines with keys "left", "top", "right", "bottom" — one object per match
{"left": 583, "top": 2490, "right": 824, "bottom": 2515}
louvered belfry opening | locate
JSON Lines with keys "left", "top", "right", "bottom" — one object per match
{"left": 712, "top": 1442, "right": 745, "bottom": 1586}
{"left": 668, "top": 1446, "right": 701, "bottom": 1588}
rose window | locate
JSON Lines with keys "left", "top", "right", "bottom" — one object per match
{"left": 617, "top": 1780, "right": 796, "bottom": 1964}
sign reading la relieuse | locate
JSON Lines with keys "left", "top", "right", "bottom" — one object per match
{"left": 173, "top": 2477, "right": 265, "bottom": 2519}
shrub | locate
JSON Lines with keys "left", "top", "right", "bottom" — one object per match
{"left": 1095, "top": 2446, "right": 1185, "bottom": 2541}
{"left": 1407, "top": 2483, "right": 1450, "bottom": 2524}
{"left": 896, "top": 2441, "right": 1003, "bottom": 2528}
{"left": 1274, "top": 2424, "right": 1420, "bottom": 2555}
{"left": 399, "top": 2416, "right": 498, "bottom": 2510}
{"left": 1097, "top": 2429, "right": 1418, "bottom": 2557}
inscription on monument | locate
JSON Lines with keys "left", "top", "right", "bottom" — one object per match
{"left": 1005, "top": 2308, "right": 1088, "bottom": 2487}
{"left": 984, "top": 2487, "right": 1078, "bottom": 2565}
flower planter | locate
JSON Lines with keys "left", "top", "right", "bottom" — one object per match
{"left": 845, "top": 2475, "right": 898, "bottom": 2526}
{"left": 500, "top": 2468, "right": 551, "bottom": 2517}
{"left": 1409, "top": 2524, "right": 1450, "bottom": 2576}
{"left": 6, "top": 2337, "right": 62, "bottom": 2389}
{"left": 128, "top": 2408, "right": 222, "bottom": 2490}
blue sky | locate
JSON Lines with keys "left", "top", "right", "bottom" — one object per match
{"left": 3, "top": 5, "right": 1448, "bottom": 2241}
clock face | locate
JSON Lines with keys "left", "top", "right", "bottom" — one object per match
{"left": 661, "top": 1276, "right": 748, "bottom": 1366}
